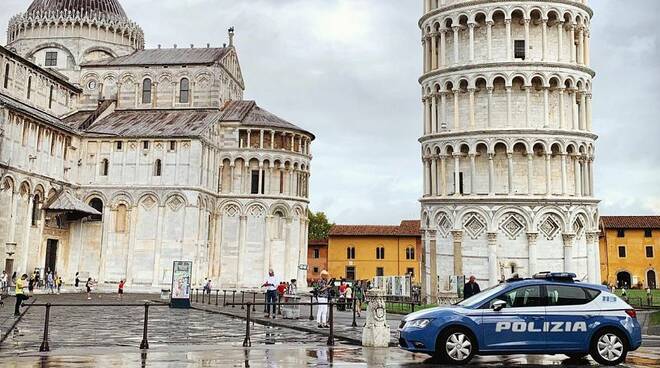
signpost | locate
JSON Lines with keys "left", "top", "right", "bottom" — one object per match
{"left": 170, "top": 261, "right": 192, "bottom": 308}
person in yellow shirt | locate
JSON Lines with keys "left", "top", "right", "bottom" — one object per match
{"left": 14, "top": 274, "right": 29, "bottom": 317}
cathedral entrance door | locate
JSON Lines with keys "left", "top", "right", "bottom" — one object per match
{"left": 4, "top": 259, "right": 13, "bottom": 281}
{"left": 648, "top": 270, "right": 657, "bottom": 289}
{"left": 45, "top": 239, "right": 58, "bottom": 273}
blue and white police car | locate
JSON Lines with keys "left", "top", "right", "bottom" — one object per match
{"left": 399, "top": 272, "right": 642, "bottom": 365}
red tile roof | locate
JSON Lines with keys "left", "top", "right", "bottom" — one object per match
{"left": 329, "top": 220, "right": 421, "bottom": 237}
{"left": 600, "top": 216, "right": 660, "bottom": 229}
{"left": 308, "top": 239, "right": 328, "bottom": 246}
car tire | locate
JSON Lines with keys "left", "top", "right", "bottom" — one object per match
{"left": 589, "top": 329, "right": 628, "bottom": 366}
{"left": 434, "top": 327, "right": 476, "bottom": 365}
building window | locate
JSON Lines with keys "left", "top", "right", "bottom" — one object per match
{"left": 143, "top": 141, "right": 150, "bottom": 150}
{"left": 646, "top": 246, "right": 654, "bottom": 258}
{"left": 31, "top": 194, "right": 40, "bottom": 226}
{"left": 617, "top": 229, "right": 625, "bottom": 238}
{"left": 3, "top": 64, "right": 9, "bottom": 88}
{"left": 169, "top": 141, "right": 176, "bottom": 151}
{"left": 100, "top": 159, "right": 109, "bottom": 176}
{"left": 376, "top": 267, "right": 384, "bottom": 277}
{"left": 406, "top": 247, "right": 415, "bottom": 260}
{"left": 279, "top": 171, "right": 284, "bottom": 194}
{"left": 618, "top": 246, "right": 626, "bottom": 258}
{"left": 89, "top": 198, "right": 104, "bottom": 221}
{"left": 27, "top": 76, "right": 32, "bottom": 99}
{"left": 116, "top": 141, "right": 123, "bottom": 151}
{"left": 645, "top": 229, "right": 653, "bottom": 238}
{"left": 313, "top": 267, "right": 319, "bottom": 273}
{"left": 116, "top": 204, "right": 128, "bottom": 233}
{"left": 376, "top": 247, "right": 385, "bottom": 260}
{"left": 179, "top": 78, "right": 189, "bottom": 103}
{"left": 313, "top": 248, "right": 320, "bottom": 259}
{"left": 48, "top": 85, "right": 54, "bottom": 109}
{"left": 347, "top": 246, "right": 355, "bottom": 260}
{"left": 45, "top": 52, "right": 58, "bottom": 67}
{"left": 142, "top": 78, "right": 152, "bottom": 104}
{"left": 346, "top": 266, "right": 356, "bottom": 280}
{"left": 154, "top": 159, "right": 162, "bottom": 176}
{"left": 406, "top": 267, "right": 414, "bottom": 277}
{"left": 514, "top": 40, "right": 526, "bottom": 59}
{"left": 251, "top": 170, "right": 264, "bottom": 194}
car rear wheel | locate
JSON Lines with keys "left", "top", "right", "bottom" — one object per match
{"left": 590, "top": 329, "right": 628, "bottom": 366}
{"left": 434, "top": 327, "right": 475, "bottom": 365}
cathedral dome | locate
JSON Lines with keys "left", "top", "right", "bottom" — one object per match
{"left": 27, "top": 0, "right": 128, "bottom": 20}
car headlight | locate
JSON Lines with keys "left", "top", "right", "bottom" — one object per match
{"left": 405, "top": 319, "right": 432, "bottom": 329}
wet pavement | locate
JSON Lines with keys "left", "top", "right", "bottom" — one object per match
{"left": 0, "top": 293, "right": 658, "bottom": 367}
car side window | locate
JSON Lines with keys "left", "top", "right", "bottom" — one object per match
{"left": 486, "top": 285, "right": 542, "bottom": 308}
{"left": 546, "top": 285, "right": 597, "bottom": 306}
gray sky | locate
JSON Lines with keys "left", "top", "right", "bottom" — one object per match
{"left": 2, "top": 0, "right": 659, "bottom": 224}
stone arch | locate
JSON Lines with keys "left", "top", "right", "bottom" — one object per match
{"left": 456, "top": 207, "right": 491, "bottom": 231}
{"left": 269, "top": 202, "right": 291, "bottom": 218}
{"left": 1, "top": 175, "right": 16, "bottom": 192}
{"left": 218, "top": 200, "right": 243, "bottom": 217}
{"left": 533, "top": 207, "right": 567, "bottom": 234}
{"left": 25, "top": 42, "right": 77, "bottom": 66}
{"left": 493, "top": 207, "right": 532, "bottom": 236}
{"left": 83, "top": 191, "right": 108, "bottom": 204}
{"left": 19, "top": 180, "right": 32, "bottom": 196}
{"left": 110, "top": 191, "right": 134, "bottom": 208}
{"left": 165, "top": 193, "right": 187, "bottom": 212}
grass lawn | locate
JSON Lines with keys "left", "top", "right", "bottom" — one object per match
{"left": 384, "top": 303, "right": 438, "bottom": 315}
{"left": 650, "top": 311, "right": 660, "bottom": 326}
{"left": 613, "top": 289, "right": 660, "bottom": 298}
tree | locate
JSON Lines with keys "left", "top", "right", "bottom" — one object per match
{"left": 308, "top": 210, "right": 333, "bottom": 241}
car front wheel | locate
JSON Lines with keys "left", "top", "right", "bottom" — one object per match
{"left": 435, "top": 328, "right": 475, "bottom": 365}
{"left": 590, "top": 329, "right": 628, "bottom": 366}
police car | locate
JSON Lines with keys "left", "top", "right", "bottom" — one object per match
{"left": 399, "top": 272, "right": 642, "bottom": 365}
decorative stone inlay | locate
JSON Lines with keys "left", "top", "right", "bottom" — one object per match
{"left": 463, "top": 212, "right": 486, "bottom": 239}
{"left": 573, "top": 217, "right": 585, "bottom": 239}
{"left": 224, "top": 204, "right": 239, "bottom": 217}
{"left": 141, "top": 195, "right": 156, "bottom": 210}
{"left": 167, "top": 196, "right": 184, "bottom": 211}
{"left": 248, "top": 205, "right": 264, "bottom": 218}
{"left": 539, "top": 214, "right": 561, "bottom": 240}
{"left": 499, "top": 213, "right": 526, "bottom": 240}
{"left": 436, "top": 213, "right": 452, "bottom": 238}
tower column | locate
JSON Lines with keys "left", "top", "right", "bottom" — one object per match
{"left": 453, "top": 26, "right": 460, "bottom": 64}
{"left": 559, "top": 88, "right": 566, "bottom": 129}
{"left": 557, "top": 21, "right": 564, "bottom": 62}
{"left": 545, "top": 153, "right": 552, "bottom": 195}
{"left": 486, "top": 87, "right": 493, "bottom": 128}
{"left": 451, "top": 230, "right": 464, "bottom": 276}
{"left": 430, "top": 157, "right": 437, "bottom": 196}
{"left": 487, "top": 232, "right": 498, "bottom": 286}
{"left": 431, "top": 32, "right": 438, "bottom": 70}
{"left": 431, "top": 93, "right": 438, "bottom": 133}
{"left": 440, "top": 155, "right": 448, "bottom": 196}
{"left": 469, "top": 153, "right": 476, "bottom": 195}
{"left": 428, "top": 230, "right": 438, "bottom": 301}
{"left": 527, "top": 232, "right": 539, "bottom": 277}
{"left": 507, "top": 153, "right": 513, "bottom": 195}
{"left": 468, "top": 88, "right": 476, "bottom": 129}
{"left": 505, "top": 19, "right": 512, "bottom": 60}
{"left": 440, "top": 29, "right": 447, "bottom": 67}
{"left": 527, "top": 154, "right": 534, "bottom": 195}
{"left": 453, "top": 153, "right": 461, "bottom": 195}
{"left": 586, "top": 231, "right": 598, "bottom": 283}
{"left": 453, "top": 89, "right": 460, "bottom": 130}
{"left": 488, "top": 153, "right": 495, "bottom": 195}
{"left": 560, "top": 153, "right": 568, "bottom": 195}
{"left": 440, "top": 91, "right": 447, "bottom": 130}
{"left": 486, "top": 21, "right": 493, "bottom": 60}
{"left": 562, "top": 233, "right": 576, "bottom": 274}
{"left": 468, "top": 23, "right": 476, "bottom": 61}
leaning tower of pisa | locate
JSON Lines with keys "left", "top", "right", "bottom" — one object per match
{"left": 418, "top": 0, "right": 600, "bottom": 300}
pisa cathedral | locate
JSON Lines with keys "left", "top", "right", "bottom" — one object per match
{"left": 418, "top": 0, "right": 600, "bottom": 299}
{"left": 0, "top": 0, "right": 314, "bottom": 289}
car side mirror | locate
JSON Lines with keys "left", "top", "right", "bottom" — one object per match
{"left": 491, "top": 300, "right": 506, "bottom": 312}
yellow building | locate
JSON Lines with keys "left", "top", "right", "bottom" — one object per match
{"left": 326, "top": 220, "right": 421, "bottom": 282}
{"left": 600, "top": 216, "right": 660, "bottom": 289}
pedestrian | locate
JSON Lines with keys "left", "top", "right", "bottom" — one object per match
{"left": 47, "top": 271, "right": 55, "bottom": 294}
{"left": 1, "top": 270, "right": 7, "bottom": 295}
{"left": 14, "top": 274, "right": 29, "bottom": 317}
{"left": 204, "top": 278, "right": 212, "bottom": 295}
{"left": 288, "top": 279, "right": 298, "bottom": 295}
{"left": 28, "top": 274, "right": 35, "bottom": 294}
{"left": 85, "top": 277, "right": 93, "bottom": 300}
{"left": 354, "top": 281, "right": 364, "bottom": 317}
{"left": 75, "top": 272, "right": 80, "bottom": 291}
{"left": 118, "top": 280, "right": 125, "bottom": 301}
{"left": 316, "top": 271, "right": 332, "bottom": 329}
{"left": 463, "top": 275, "right": 481, "bottom": 299}
{"left": 261, "top": 269, "right": 279, "bottom": 319}
{"left": 56, "top": 275, "right": 62, "bottom": 294}
{"left": 345, "top": 283, "right": 353, "bottom": 310}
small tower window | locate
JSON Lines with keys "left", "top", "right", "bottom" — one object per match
{"left": 142, "top": 78, "right": 152, "bottom": 104}
{"left": 31, "top": 194, "right": 41, "bottom": 226}
{"left": 27, "top": 76, "right": 32, "bottom": 99}
{"left": 89, "top": 198, "right": 104, "bottom": 221}
{"left": 48, "top": 85, "right": 54, "bottom": 109}
{"left": 154, "top": 159, "right": 162, "bottom": 176}
{"left": 169, "top": 141, "right": 176, "bottom": 151}
{"left": 179, "top": 78, "right": 190, "bottom": 103}
{"left": 3, "top": 64, "right": 10, "bottom": 88}
{"left": 100, "top": 159, "right": 109, "bottom": 176}
{"left": 45, "top": 52, "right": 58, "bottom": 67}
{"left": 514, "top": 40, "right": 526, "bottom": 60}
{"left": 143, "top": 141, "right": 150, "bottom": 150}
{"left": 116, "top": 141, "right": 123, "bottom": 151}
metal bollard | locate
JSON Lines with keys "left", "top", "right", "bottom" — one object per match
{"left": 202, "top": 289, "right": 205, "bottom": 304}
{"left": 351, "top": 298, "right": 357, "bottom": 327}
{"left": 216, "top": 290, "right": 219, "bottom": 306}
{"left": 252, "top": 292, "right": 256, "bottom": 312}
{"left": 309, "top": 295, "right": 314, "bottom": 320}
{"left": 140, "top": 303, "right": 150, "bottom": 349}
{"left": 411, "top": 302, "right": 416, "bottom": 313}
{"left": 243, "top": 302, "right": 252, "bottom": 347}
{"left": 223, "top": 290, "right": 227, "bottom": 306}
{"left": 39, "top": 303, "right": 51, "bottom": 352}
{"left": 208, "top": 289, "right": 212, "bottom": 305}
{"left": 232, "top": 290, "right": 236, "bottom": 308}
{"left": 327, "top": 301, "right": 334, "bottom": 346}
{"left": 195, "top": 288, "right": 199, "bottom": 303}
{"left": 241, "top": 291, "right": 245, "bottom": 310}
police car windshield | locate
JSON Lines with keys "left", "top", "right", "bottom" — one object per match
{"left": 456, "top": 284, "right": 507, "bottom": 308}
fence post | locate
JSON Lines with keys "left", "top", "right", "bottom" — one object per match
{"left": 252, "top": 292, "right": 256, "bottom": 311}
{"left": 243, "top": 302, "right": 252, "bottom": 347}
{"left": 411, "top": 302, "right": 415, "bottom": 313}
{"left": 216, "top": 290, "right": 219, "bottom": 306}
{"left": 195, "top": 288, "right": 199, "bottom": 303}
{"left": 202, "top": 289, "right": 205, "bottom": 304}
{"left": 139, "top": 303, "right": 150, "bottom": 349}
{"left": 327, "top": 301, "right": 334, "bottom": 346}
{"left": 352, "top": 298, "right": 357, "bottom": 327}
{"left": 39, "top": 303, "right": 51, "bottom": 352}
{"left": 223, "top": 290, "right": 227, "bottom": 306}
{"left": 309, "top": 295, "right": 314, "bottom": 321}
{"left": 241, "top": 291, "right": 245, "bottom": 310}
{"left": 232, "top": 290, "right": 236, "bottom": 307}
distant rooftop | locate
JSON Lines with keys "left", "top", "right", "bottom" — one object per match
{"left": 82, "top": 47, "right": 229, "bottom": 67}
{"left": 600, "top": 216, "right": 660, "bottom": 229}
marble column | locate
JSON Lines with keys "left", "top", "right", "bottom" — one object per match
{"left": 451, "top": 230, "right": 463, "bottom": 276}
{"left": 469, "top": 153, "right": 476, "bottom": 195}
{"left": 545, "top": 153, "right": 552, "bottom": 195}
{"left": 486, "top": 21, "right": 493, "bottom": 60}
{"left": 453, "top": 26, "right": 460, "bottom": 64}
{"left": 586, "top": 231, "right": 598, "bottom": 283}
{"left": 527, "top": 232, "right": 539, "bottom": 277}
{"left": 453, "top": 90, "right": 460, "bottom": 130}
{"left": 428, "top": 230, "right": 438, "bottom": 300}
{"left": 557, "top": 21, "right": 564, "bottom": 62}
{"left": 486, "top": 87, "right": 493, "bottom": 128}
{"left": 527, "top": 154, "right": 534, "bottom": 195}
{"left": 431, "top": 94, "right": 438, "bottom": 133}
{"left": 559, "top": 88, "right": 566, "bottom": 129}
{"left": 487, "top": 232, "right": 498, "bottom": 286}
{"left": 468, "top": 88, "right": 476, "bottom": 129}
{"left": 430, "top": 157, "right": 437, "bottom": 196}
{"left": 431, "top": 33, "right": 438, "bottom": 70}
{"left": 488, "top": 153, "right": 495, "bottom": 195}
{"left": 468, "top": 23, "right": 475, "bottom": 61}
{"left": 562, "top": 233, "right": 575, "bottom": 274}
{"left": 507, "top": 153, "right": 514, "bottom": 195}
{"left": 440, "top": 29, "right": 447, "bottom": 67}
{"left": 560, "top": 154, "right": 567, "bottom": 195}
{"left": 505, "top": 19, "right": 512, "bottom": 60}
{"left": 453, "top": 153, "right": 460, "bottom": 195}
{"left": 440, "top": 155, "right": 447, "bottom": 196}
